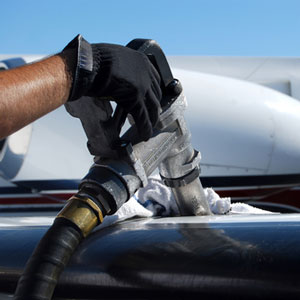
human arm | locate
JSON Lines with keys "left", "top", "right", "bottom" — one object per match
{"left": 0, "top": 35, "right": 162, "bottom": 141}
{"left": 0, "top": 52, "right": 74, "bottom": 140}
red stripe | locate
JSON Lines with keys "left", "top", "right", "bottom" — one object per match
{"left": 216, "top": 187, "right": 300, "bottom": 207}
{"left": 216, "top": 187, "right": 289, "bottom": 198}
{"left": 1, "top": 188, "right": 300, "bottom": 209}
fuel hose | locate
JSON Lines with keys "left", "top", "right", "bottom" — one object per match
{"left": 13, "top": 181, "right": 116, "bottom": 300}
{"left": 14, "top": 217, "right": 83, "bottom": 300}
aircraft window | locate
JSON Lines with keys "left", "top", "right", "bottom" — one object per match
{"left": 0, "top": 139, "right": 5, "bottom": 153}
{"left": 0, "top": 62, "right": 7, "bottom": 71}
{"left": 0, "top": 139, "right": 5, "bottom": 151}
{"left": 0, "top": 64, "right": 7, "bottom": 154}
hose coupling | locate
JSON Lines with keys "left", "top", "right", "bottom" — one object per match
{"left": 57, "top": 195, "right": 104, "bottom": 237}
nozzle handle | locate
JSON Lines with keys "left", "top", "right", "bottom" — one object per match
{"left": 113, "top": 39, "right": 183, "bottom": 136}
{"left": 127, "top": 39, "right": 174, "bottom": 90}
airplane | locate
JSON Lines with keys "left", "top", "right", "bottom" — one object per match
{"left": 1, "top": 54, "right": 300, "bottom": 213}
{"left": 2, "top": 43, "right": 300, "bottom": 300}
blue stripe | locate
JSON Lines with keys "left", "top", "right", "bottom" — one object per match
{"left": 0, "top": 179, "right": 80, "bottom": 194}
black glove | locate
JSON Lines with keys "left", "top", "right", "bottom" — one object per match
{"left": 64, "top": 35, "right": 162, "bottom": 141}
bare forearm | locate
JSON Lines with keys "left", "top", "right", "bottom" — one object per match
{"left": 0, "top": 53, "right": 73, "bottom": 139}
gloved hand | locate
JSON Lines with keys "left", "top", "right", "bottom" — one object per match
{"left": 64, "top": 35, "right": 162, "bottom": 141}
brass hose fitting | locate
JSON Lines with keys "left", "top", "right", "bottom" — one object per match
{"left": 57, "top": 195, "right": 104, "bottom": 237}
{"left": 15, "top": 193, "right": 106, "bottom": 300}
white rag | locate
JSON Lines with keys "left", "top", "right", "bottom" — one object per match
{"left": 98, "top": 175, "right": 273, "bottom": 228}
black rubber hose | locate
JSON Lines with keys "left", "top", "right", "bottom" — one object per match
{"left": 14, "top": 217, "right": 83, "bottom": 300}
